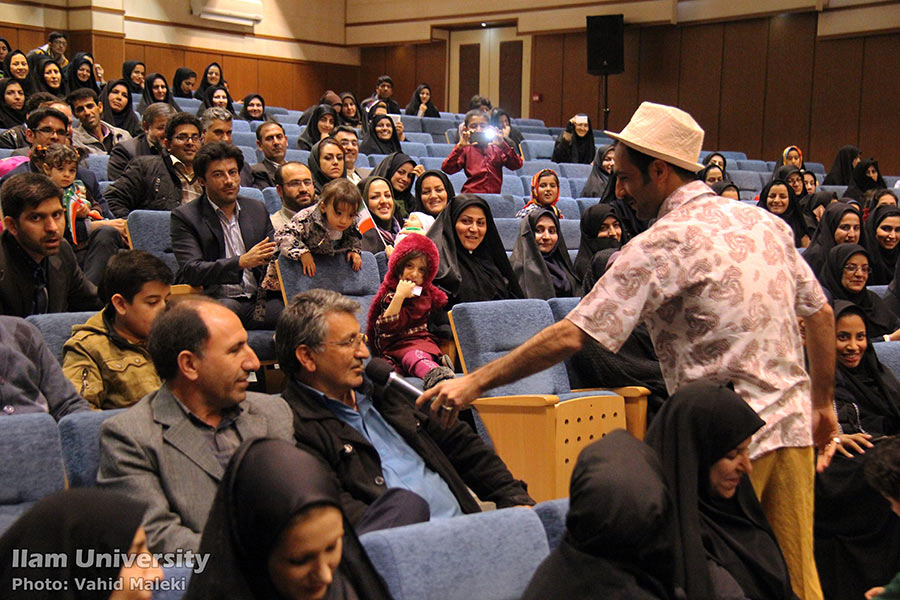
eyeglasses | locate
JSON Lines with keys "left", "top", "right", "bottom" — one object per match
{"left": 338, "top": 139, "right": 359, "bottom": 147}
{"left": 172, "top": 134, "right": 202, "bottom": 143}
{"left": 843, "top": 264, "right": 872, "bottom": 274}
{"left": 284, "top": 179, "right": 313, "bottom": 188}
{"left": 323, "top": 333, "right": 368, "bottom": 349}
{"left": 35, "top": 127, "right": 68, "bottom": 137}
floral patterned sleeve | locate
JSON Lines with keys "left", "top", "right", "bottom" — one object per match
{"left": 276, "top": 216, "right": 312, "bottom": 261}
{"left": 566, "top": 233, "right": 665, "bottom": 353}
{"left": 348, "top": 226, "right": 362, "bottom": 254}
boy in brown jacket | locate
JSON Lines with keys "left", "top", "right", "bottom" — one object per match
{"left": 62, "top": 250, "right": 172, "bottom": 409}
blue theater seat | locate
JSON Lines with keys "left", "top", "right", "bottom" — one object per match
{"left": 0, "top": 414, "right": 66, "bottom": 534}
{"left": 127, "top": 210, "right": 178, "bottom": 273}
{"left": 276, "top": 251, "right": 380, "bottom": 329}
{"left": 534, "top": 497, "right": 569, "bottom": 551}
{"left": 361, "top": 507, "right": 549, "bottom": 600}
{"left": 559, "top": 163, "right": 591, "bottom": 179}
{"left": 57, "top": 409, "right": 125, "bottom": 487}
{"left": 25, "top": 312, "right": 94, "bottom": 364}
{"left": 520, "top": 140, "right": 555, "bottom": 161}
{"left": 84, "top": 154, "right": 110, "bottom": 182}
{"left": 262, "top": 187, "right": 281, "bottom": 214}
{"left": 232, "top": 131, "right": 257, "bottom": 147}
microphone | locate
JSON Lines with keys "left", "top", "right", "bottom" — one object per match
{"left": 365, "top": 357, "right": 423, "bottom": 402}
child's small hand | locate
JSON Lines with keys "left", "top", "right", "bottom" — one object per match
{"left": 395, "top": 279, "right": 416, "bottom": 299}
{"left": 301, "top": 252, "right": 316, "bottom": 276}
{"left": 75, "top": 201, "right": 90, "bottom": 218}
{"left": 347, "top": 251, "right": 362, "bottom": 271}
{"left": 458, "top": 129, "right": 470, "bottom": 147}
{"left": 384, "top": 245, "right": 394, "bottom": 258}
{"left": 412, "top": 164, "right": 425, "bottom": 178}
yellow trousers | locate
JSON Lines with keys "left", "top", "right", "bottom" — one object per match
{"left": 750, "top": 446, "right": 823, "bottom": 600}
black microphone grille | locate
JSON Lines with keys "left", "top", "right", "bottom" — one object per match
{"left": 364, "top": 357, "right": 394, "bottom": 386}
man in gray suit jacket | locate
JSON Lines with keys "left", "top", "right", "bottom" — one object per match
{"left": 97, "top": 296, "right": 293, "bottom": 553}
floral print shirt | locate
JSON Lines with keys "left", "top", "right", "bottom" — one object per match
{"left": 567, "top": 180, "right": 827, "bottom": 458}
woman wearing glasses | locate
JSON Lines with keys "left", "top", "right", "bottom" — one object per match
{"left": 818, "top": 244, "right": 900, "bottom": 341}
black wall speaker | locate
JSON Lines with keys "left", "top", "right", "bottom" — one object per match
{"left": 587, "top": 15, "right": 625, "bottom": 75}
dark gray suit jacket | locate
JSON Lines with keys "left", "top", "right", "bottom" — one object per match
{"left": 0, "top": 232, "right": 100, "bottom": 318}
{"left": 248, "top": 160, "right": 277, "bottom": 190}
{"left": 170, "top": 194, "right": 273, "bottom": 291}
{"left": 97, "top": 386, "right": 294, "bottom": 552}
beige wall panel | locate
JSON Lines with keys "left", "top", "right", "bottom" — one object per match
{"left": 677, "top": 0, "right": 815, "bottom": 22}
{"left": 123, "top": 20, "right": 359, "bottom": 66}
{"left": 123, "top": 0, "right": 345, "bottom": 44}
{"left": 818, "top": 5, "right": 900, "bottom": 37}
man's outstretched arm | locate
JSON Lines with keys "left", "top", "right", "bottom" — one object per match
{"left": 416, "top": 319, "right": 589, "bottom": 424}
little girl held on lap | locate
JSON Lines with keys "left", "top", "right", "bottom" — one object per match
{"left": 366, "top": 233, "right": 455, "bottom": 389}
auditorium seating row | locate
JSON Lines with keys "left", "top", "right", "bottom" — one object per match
{"left": 6, "top": 328, "right": 900, "bottom": 597}
{"left": 0, "top": 402, "right": 569, "bottom": 600}
{"left": 6, "top": 127, "right": 899, "bottom": 197}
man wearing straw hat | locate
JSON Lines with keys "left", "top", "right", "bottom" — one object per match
{"left": 420, "top": 101, "right": 839, "bottom": 600}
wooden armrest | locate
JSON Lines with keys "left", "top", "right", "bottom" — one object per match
{"left": 571, "top": 386, "right": 650, "bottom": 397}
{"left": 473, "top": 395, "right": 560, "bottom": 408}
{"left": 170, "top": 284, "right": 203, "bottom": 295}
{"left": 609, "top": 386, "right": 651, "bottom": 398}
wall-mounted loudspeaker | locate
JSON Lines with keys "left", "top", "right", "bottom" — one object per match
{"left": 587, "top": 15, "right": 625, "bottom": 75}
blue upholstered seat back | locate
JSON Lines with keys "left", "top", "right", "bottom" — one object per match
{"left": 547, "top": 297, "right": 587, "bottom": 388}
{"left": 520, "top": 140, "right": 555, "bottom": 161}
{"left": 452, "top": 299, "right": 571, "bottom": 396}
{"left": 277, "top": 251, "right": 380, "bottom": 328}
{"left": 261, "top": 187, "right": 281, "bottom": 214}
{"left": 26, "top": 312, "right": 95, "bottom": 364}
{"left": 534, "top": 497, "right": 569, "bottom": 551}
{"left": 127, "top": 209, "right": 179, "bottom": 273}
{"left": 57, "top": 409, "right": 125, "bottom": 487}
{"left": 360, "top": 507, "right": 549, "bottom": 600}
{"left": 0, "top": 413, "right": 66, "bottom": 533}
{"left": 874, "top": 341, "right": 900, "bottom": 379}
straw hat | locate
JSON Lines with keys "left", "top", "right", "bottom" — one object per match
{"left": 604, "top": 101, "right": 705, "bottom": 172}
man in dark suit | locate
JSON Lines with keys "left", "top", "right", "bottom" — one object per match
{"left": 170, "top": 142, "right": 283, "bottom": 329}
{"left": 106, "top": 102, "right": 176, "bottom": 180}
{"left": 247, "top": 120, "right": 286, "bottom": 190}
{"left": 97, "top": 296, "right": 294, "bottom": 552}
{"left": 0, "top": 173, "right": 99, "bottom": 317}
{"left": 276, "top": 289, "right": 534, "bottom": 529}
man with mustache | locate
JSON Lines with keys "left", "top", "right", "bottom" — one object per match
{"left": 170, "top": 142, "right": 284, "bottom": 329}
{"left": 276, "top": 289, "right": 533, "bottom": 533}
{"left": 0, "top": 172, "right": 99, "bottom": 316}
{"left": 247, "top": 120, "right": 287, "bottom": 190}
{"left": 269, "top": 161, "right": 316, "bottom": 231}
{"left": 97, "top": 296, "right": 294, "bottom": 552}
{"left": 67, "top": 88, "right": 132, "bottom": 155}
